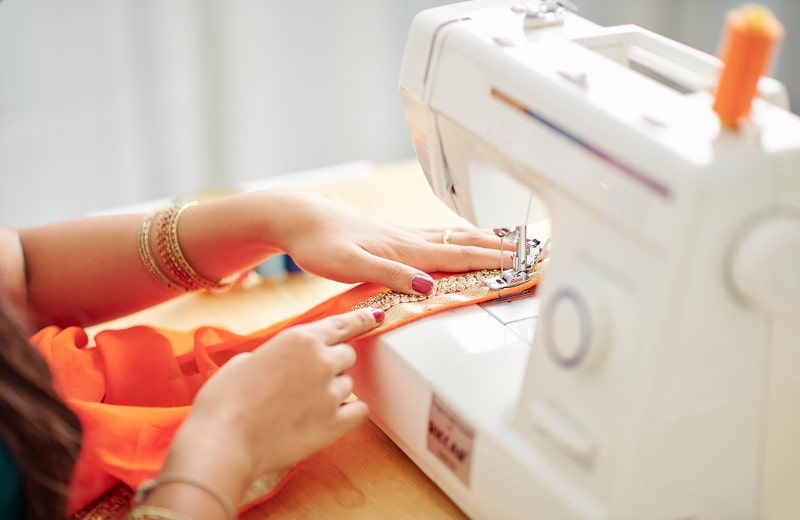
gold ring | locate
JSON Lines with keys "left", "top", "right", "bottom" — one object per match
{"left": 442, "top": 228, "right": 453, "bottom": 245}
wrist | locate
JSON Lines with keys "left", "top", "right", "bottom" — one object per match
{"left": 143, "top": 417, "right": 255, "bottom": 518}
{"left": 134, "top": 474, "right": 236, "bottom": 520}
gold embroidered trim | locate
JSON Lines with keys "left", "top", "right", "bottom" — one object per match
{"left": 71, "top": 481, "right": 134, "bottom": 519}
{"left": 352, "top": 269, "right": 504, "bottom": 311}
{"left": 351, "top": 266, "right": 543, "bottom": 331}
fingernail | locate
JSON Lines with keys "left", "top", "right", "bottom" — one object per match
{"left": 372, "top": 308, "right": 385, "bottom": 323}
{"left": 411, "top": 274, "right": 434, "bottom": 294}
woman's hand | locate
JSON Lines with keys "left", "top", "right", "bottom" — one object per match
{"left": 149, "top": 308, "right": 383, "bottom": 515}
{"left": 272, "top": 190, "right": 515, "bottom": 295}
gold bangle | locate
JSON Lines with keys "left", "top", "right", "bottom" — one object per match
{"left": 154, "top": 204, "right": 195, "bottom": 290}
{"left": 156, "top": 201, "right": 238, "bottom": 291}
{"left": 125, "top": 505, "right": 193, "bottom": 520}
{"left": 133, "top": 473, "right": 237, "bottom": 520}
{"left": 137, "top": 210, "right": 188, "bottom": 292}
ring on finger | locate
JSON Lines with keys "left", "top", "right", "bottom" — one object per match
{"left": 442, "top": 228, "right": 453, "bottom": 245}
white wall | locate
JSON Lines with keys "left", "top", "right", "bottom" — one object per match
{"left": 1, "top": 1, "right": 797, "bottom": 228}
{"left": 0, "top": 0, "right": 452, "bottom": 227}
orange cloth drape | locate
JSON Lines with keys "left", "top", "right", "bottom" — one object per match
{"left": 29, "top": 272, "right": 540, "bottom": 515}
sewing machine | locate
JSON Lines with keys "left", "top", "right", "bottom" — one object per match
{"left": 351, "top": 1, "right": 800, "bottom": 518}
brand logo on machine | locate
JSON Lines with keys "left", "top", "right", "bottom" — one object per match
{"left": 427, "top": 394, "right": 475, "bottom": 485}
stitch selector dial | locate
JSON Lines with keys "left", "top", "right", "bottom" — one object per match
{"left": 541, "top": 286, "right": 609, "bottom": 369}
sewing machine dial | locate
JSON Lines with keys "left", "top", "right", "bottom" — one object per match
{"left": 541, "top": 285, "right": 609, "bottom": 369}
{"left": 729, "top": 214, "right": 800, "bottom": 314}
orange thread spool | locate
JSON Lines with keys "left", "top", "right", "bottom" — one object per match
{"left": 712, "top": 3, "right": 784, "bottom": 128}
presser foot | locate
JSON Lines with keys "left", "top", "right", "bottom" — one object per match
{"left": 485, "top": 269, "right": 531, "bottom": 290}
{"left": 485, "top": 233, "right": 544, "bottom": 290}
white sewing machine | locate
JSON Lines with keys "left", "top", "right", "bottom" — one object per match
{"left": 352, "top": 1, "right": 800, "bottom": 518}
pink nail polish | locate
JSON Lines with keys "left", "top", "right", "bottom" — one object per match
{"left": 372, "top": 308, "right": 385, "bottom": 322}
{"left": 411, "top": 274, "right": 434, "bottom": 294}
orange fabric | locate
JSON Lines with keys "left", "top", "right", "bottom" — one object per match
{"left": 28, "top": 272, "right": 540, "bottom": 515}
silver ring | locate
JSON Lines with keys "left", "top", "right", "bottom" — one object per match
{"left": 442, "top": 228, "right": 453, "bottom": 245}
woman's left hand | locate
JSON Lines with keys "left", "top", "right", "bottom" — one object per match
{"left": 276, "top": 192, "right": 514, "bottom": 295}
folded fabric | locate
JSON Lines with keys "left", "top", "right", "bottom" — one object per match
{"left": 29, "top": 269, "right": 541, "bottom": 517}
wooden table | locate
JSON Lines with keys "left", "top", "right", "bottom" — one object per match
{"left": 91, "top": 160, "right": 470, "bottom": 519}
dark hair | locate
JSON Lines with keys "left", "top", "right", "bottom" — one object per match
{"left": 0, "top": 298, "right": 82, "bottom": 519}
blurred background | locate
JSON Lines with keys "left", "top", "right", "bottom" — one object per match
{"left": 1, "top": 0, "right": 797, "bottom": 227}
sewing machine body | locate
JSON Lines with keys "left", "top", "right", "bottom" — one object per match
{"left": 353, "top": 2, "right": 800, "bottom": 518}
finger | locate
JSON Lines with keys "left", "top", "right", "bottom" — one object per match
{"left": 421, "top": 225, "right": 474, "bottom": 242}
{"left": 307, "top": 308, "right": 385, "bottom": 346}
{"left": 420, "top": 245, "right": 514, "bottom": 273}
{"left": 341, "top": 246, "right": 514, "bottom": 294}
{"left": 330, "top": 248, "right": 436, "bottom": 295}
{"left": 469, "top": 230, "right": 517, "bottom": 250}
{"left": 421, "top": 225, "right": 474, "bottom": 233}
{"left": 329, "top": 374, "right": 355, "bottom": 403}
{"left": 324, "top": 344, "right": 357, "bottom": 374}
{"left": 333, "top": 399, "right": 369, "bottom": 433}
{"left": 425, "top": 228, "right": 516, "bottom": 250}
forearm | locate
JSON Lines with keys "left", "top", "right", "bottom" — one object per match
{"left": 20, "top": 213, "right": 163, "bottom": 326}
{"left": 18, "top": 190, "right": 307, "bottom": 327}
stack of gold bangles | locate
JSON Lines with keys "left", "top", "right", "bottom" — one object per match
{"left": 137, "top": 201, "right": 239, "bottom": 292}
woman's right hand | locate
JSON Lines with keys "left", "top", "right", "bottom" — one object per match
{"left": 144, "top": 307, "right": 384, "bottom": 516}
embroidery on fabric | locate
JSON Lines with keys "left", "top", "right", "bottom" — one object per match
{"left": 352, "top": 267, "right": 544, "bottom": 329}
{"left": 71, "top": 481, "right": 133, "bottom": 520}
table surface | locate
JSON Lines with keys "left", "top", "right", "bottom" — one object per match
{"left": 91, "top": 160, "right": 472, "bottom": 519}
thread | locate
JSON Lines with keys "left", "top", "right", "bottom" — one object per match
{"left": 712, "top": 3, "right": 784, "bottom": 128}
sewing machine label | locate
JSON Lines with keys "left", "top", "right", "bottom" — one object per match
{"left": 427, "top": 394, "right": 475, "bottom": 486}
